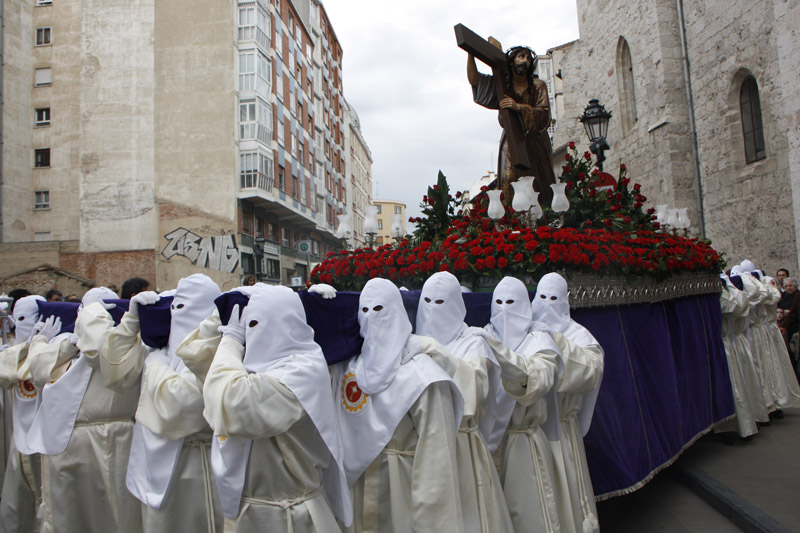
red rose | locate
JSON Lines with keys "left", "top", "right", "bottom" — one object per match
{"left": 633, "top": 184, "right": 641, "bottom": 191}
{"left": 589, "top": 189, "right": 597, "bottom": 198}
{"left": 620, "top": 163, "right": 627, "bottom": 171}
{"left": 498, "top": 257, "right": 508, "bottom": 268}
{"left": 584, "top": 151, "right": 592, "bottom": 161}
{"left": 455, "top": 191, "right": 462, "bottom": 198}
{"left": 569, "top": 141, "right": 576, "bottom": 149}
{"left": 604, "top": 219, "right": 612, "bottom": 227}
{"left": 514, "top": 253, "right": 523, "bottom": 262}
{"left": 565, "top": 153, "right": 572, "bottom": 161}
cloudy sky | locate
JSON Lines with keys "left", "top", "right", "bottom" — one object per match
{"left": 321, "top": 0, "right": 581, "bottom": 221}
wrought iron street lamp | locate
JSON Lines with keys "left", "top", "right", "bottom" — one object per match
{"left": 580, "top": 99, "right": 612, "bottom": 171}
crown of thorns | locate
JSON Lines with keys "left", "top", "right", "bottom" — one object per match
{"left": 505, "top": 46, "right": 537, "bottom": 64}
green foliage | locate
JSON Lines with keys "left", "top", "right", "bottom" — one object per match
{"left": 410, "top": 171, "right": 462, "bottom": 243}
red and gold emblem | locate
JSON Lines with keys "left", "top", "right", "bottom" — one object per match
{"left": 17, "top": 380, "right": 37, "bottom": 399}
{"left": 342, "top": 372, "right": 368, "bottom": 414}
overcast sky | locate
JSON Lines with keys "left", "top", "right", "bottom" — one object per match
{"left": 321, "top": 0, "right": 581, "bottom": 221}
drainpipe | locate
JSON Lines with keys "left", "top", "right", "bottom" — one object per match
{"left": 676, "top": 0, "right": 706, "bottom": 238}
{"left": 0, "top": 0, "right": 4, "bottom": 242}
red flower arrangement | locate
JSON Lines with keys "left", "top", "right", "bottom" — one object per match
{"left": 309, "top": 146, "right": 724, "bottom": 291}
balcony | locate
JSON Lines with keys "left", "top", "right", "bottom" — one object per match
{"left": 239, "top": 175, "right": 321, "bottom": 232}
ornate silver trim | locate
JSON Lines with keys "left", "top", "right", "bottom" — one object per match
{"left": 561, "top": 272, "right": 722, "bottom": 308}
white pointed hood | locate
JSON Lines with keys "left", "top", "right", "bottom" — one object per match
{"left": 490, "top": 277, "right": 532, "bottom": 351}
{"left": 354, "top": 278, "right": 412, "bottom": 394}
{"left": 81, "top": 287, "right": 118, "bottom": 309}
{"left": 416, "top": 272, "right": 467, "bottom": 347}
{"left": 12, "top": 295, "right": 46, "bottom": 345}
{"left": 531, "top": 273, "right": 571, "bottom": 333}
{"left": 740, "top": 259, "right": 757, "bottom": 273}
{"left": 168, "top": 274, "right": 221, "bottom": 366}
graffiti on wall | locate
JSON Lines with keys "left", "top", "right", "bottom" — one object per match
{"left": 162, "top": 228, "right": 239, "bottom": 273}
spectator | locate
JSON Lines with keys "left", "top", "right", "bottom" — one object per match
{"left": 65, "top": 294, "right": 81, "bottom": 303}
{"left": 243, "top": 274, "right": 257, "bottom": 286}
{"left": 778, "top": 277, "right": 797, "bottom": 310}
{"left": 120, "top": 277, "right": 150, "bottom": 300}
{"left": 107, "top": 284, "right": 118, "bottom": 293}
{"left": 7, "top": 288, "right": 32, "bottom": 313}
{"left": 45, "top": 289, "right": 63, "bottom": 302}
{"left": 776, "top": 268, "right": 790, "bottom": 290}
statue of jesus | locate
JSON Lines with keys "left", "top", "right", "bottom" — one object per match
{"left": 467, "top": 43, "right": 557, "bottom": 206}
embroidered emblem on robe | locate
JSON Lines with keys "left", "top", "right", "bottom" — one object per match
{"left": 18, "top": 380, "right": 37, "bottom": 399}
{"left": 342, "top": 372, "right": 368, "bottom": 413}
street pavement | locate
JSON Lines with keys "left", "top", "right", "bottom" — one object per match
{"left": 596, "top": 408, "right": 799, "bottom": 532}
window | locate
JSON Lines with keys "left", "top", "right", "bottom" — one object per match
{"left": 238, "top": 50, "right": 270, "bottom": 97}
{"left": 277, "top": 120, "right": 284, "bottom": 144}
{"left": 278, "top": 165, "right": 285, "bottom": 191}
{"left": 740, "top": 76, "right": 766, "bottom": 164}
{"left": 36, "top": 0, "right": 52, "bottom": 5}
{"left": 35, "top": 107, "right": 50, "bottom": 127}
{"left": 35, "top": 68, "right": 51, "bottom": 87}
{"left": 281, "top": 227, "right": 289, "bottom": 246}
{"left": 378, "top": 220, "right": 383, "bottom": 230}
{"left": 239, "top": 99, "right": 272, "bottom": 144}
{"left": 256, "top": 216, "right": 266, "bottom": 237}
{"left": 35, "top": 27, "right": 51, "bottom": 46}
{"left": 376, "top": 204, "right": 382, "bottom": 214}
{"left": 34, "top": 148, "right": 50, "bottom": 167}
{"left": 242, "top": 209, "right": 254, "bottom": 235}
{"left": 34, "top": 232, "right": 51, "bottom": 241}
{"left": 264, "top": 257, "right": 280, "bottom": 279}
{"left": 238, "top": 6, "right": 268, "bottom": 48}
{"left": 34, "top": 190, "right": 50, "bottom": 209}
{"left": 616, "top": 37, "right": 637, "bottom": 132}
{"left": 394, "top": 205, "right": 402, "bottom": 214}
{"left": 240, "top": 152, "right": 274, "bottom": 191}
{"left": 293, "top": 175, "right": 299, "bottom": 199}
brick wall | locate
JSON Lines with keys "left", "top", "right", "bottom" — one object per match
{"left": 59, "top": 249, "right": 157, "bottom": 290}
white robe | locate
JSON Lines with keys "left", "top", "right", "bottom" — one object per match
{"left": 0, "top": 340, "right": 42, "bottom": 533}
{"left": 740, "top": 274, "right": 777, "bottom": 411}
{"left": 761, "top": 279, "right": 800, "bottom": 409}
{"left": 485, "top": 333, "right": 561, "bottom": 533}
{"left": 549, "top": 333, "right": 603, "bottom": 533}
{"left": 203, "top": 336, "right": 341, "bottom": 532}
{"left": 417, "top": 333, "right": 514, "bottom": 533}
{"left": 716, "top": 284, "right": 768, "bottom": 435}
{"left": 33, "top": 303, "right": 143, "bottom": 533}
{"left": 342, "top": 378, "right": 462, "bottom": 533}
{"left": 104, "top": 311, "right": 223, "bottom": 533}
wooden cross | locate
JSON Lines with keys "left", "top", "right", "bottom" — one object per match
{"left": 454, "top": 23, "right": 531, "bottom": 170}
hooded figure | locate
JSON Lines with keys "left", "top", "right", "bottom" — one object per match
{"left": 531, "top": 273, "right": 604, "bottom": 533}
{"left": 125, "top": 273, "right": 224, "bottom": 533}
{"left": 715, "top": 274, "right": 769, "bottom": 438}
{"left": 202, "top": 285, "right": 351, "bottom": 531}
{"left": 480, "top": 276, "right": 563, "bottom": 533}
{"left": 415, "top": 272, "right": 513, "bottom": 533}
{"left": 21, "top": 286, "right": 144, "bottom": 533}
{"left": 0, "top": 294, "right": 45, "bottom": 533}
{"left": 736, "top": 261, "right": 800, "bottom": 414}
{"left": 331, "top": 277, "right": 464, "bottom": 532}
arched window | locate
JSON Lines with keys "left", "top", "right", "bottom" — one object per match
{"left": 616, "top": 37, "right": 637, "bottom": 132}
{"left": 740, "top": 76, "right": 765, "bottom": 163}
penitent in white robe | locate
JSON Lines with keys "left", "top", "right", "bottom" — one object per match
{"left": 0, "top": 340, "right": 42, "bottom": 533}
{"left": 203, "top": 336, "right": 341, "bottom": 532}
{"left": 104, "top": 311, "right": 223, "bottom": 533}
{"left": 760, "top": 278, "right": 800, "bottom": 409}
{"left": 740, "top": 273, "right": 777, "bottom": 411}
{"left": 485, "top": 333, "right": 561, "bottom": 533}
{"left": 30, "top": 303, "right": 143, "bottom": 533}
{"left": 549, "top": 332, "right": 603, "bottom": 533}
{"left": 716, "top": 283, "right": 768, "bottom": 436}
{"left": 416, "top": 333, "right": 513, "bottom": 533}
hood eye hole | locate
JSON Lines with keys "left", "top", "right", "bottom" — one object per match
{"left": 176, "top": 303, "right": 185, "bottom": 309}
{"left": 424, "top": 297, "right": 431, "bottom": 303}
{"left": 17, "top": 316, "right": 25, "bottom": 321}
{"left": 539, "top": 294, "right": 547, "bottom": 299}
{"left": 435, "top": 299, "right": 444, "bottom": 304}
{"left": 248, "top": 320, "right": 258, "bottom": 328}
{"left": 550, "top": 296, "right": 557, "bottom": 301}
{"left": 505, "top": 299, "right": 514, "bottom": 304}
{"left": 362, "top": 307, "right": 368, "bottom": 313}
{"left": 495, "top": 299, "right": 502, "bottom": 305}
{"left": 372, "top": 305, "right": 383, "bottom": 312}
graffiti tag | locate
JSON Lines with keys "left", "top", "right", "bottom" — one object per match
{"left": 162, "top": 228, "right": 239, "bottom": 273}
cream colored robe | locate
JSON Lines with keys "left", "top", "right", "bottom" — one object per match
{"left": 485, "top": 334, "right": 561, "bottom": 533}
{"left": 761, "top": 279, "right": 800, "bottom": 409}
{"left": 740, "top": 274, "right": 776, "bottom": 411}
{"left": 0, "top": 340, "right": 42, "bottom": 533}
{"left": 203, "top": 336, "right": 341, "bottom": 532}
{"left": 716, "top": 284, "right": 768, "bottom": 436}
{"left": 549, "top": 333, "right": 603, "bottom": 533}
{"left": 104, "top": 311, "right": 223, "bottom": 533}
{"left": 343, "top": 379, "right": 462, "bottom": 533}
{"left": 417, "top": 334, "right": 513, "bottom": 533}
{"left": 30, "top": 303, "right": 143, "bottom": 533}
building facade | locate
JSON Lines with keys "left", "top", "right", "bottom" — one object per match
{"left": 0, "top": 0, "right": 367, "bottom": 293}
{"left": 550, "top": 0, "right": 800, "bottom": 275}
{"left": 373, "top": 200, "right": 406, "bottom": 246}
